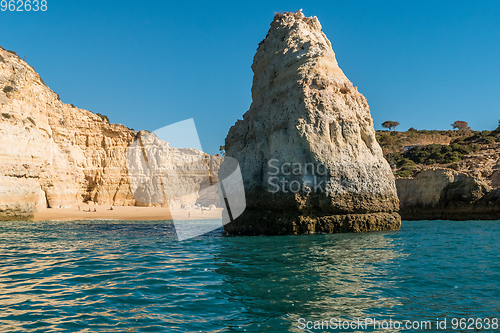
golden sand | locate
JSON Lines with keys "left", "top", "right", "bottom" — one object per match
{"left": 34, "top": 204, "right": 223, "bottom": 221}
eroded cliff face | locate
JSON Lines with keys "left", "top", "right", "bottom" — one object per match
{"left": 223, "top": 12, "right": 400, "bottom": 235}
{"left": 0, "top": 47, "right": 220, "bottom": 220}
{"left": 397, "top": 168, "right": 500, "bottom": 220}
{"left": 126, "top": 131, "right": 223, "bottom": 208}
{"left": 453, "top": 145, "right": 500, "bottom": 188}
{"left": 0, "top": 47, "right": 138, "bottom": 220}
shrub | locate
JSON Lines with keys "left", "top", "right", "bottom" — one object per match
{"left": 387, "top": 142, "right": 475, "bottom": 166}
{"left": 444, "top": 156, "right": 461, "bottom": 164}
{"left": 396, "top": 168, "right": 414, "bottom": 178}
{"left": 2, "top": 113, "right": 11, "bottom": 119}
{"left": 6, "top": 50, "right": 17, "bottom": 56}
{"left": 396, "top": 159, "right": 416, "bottom": 177}
{"left": 385, "top": 155, "right": 416, "bottom": 178}
{"left": 0, "top": 55, "right": 5, "bottom": 63}
{"left": 483, "top": 136, "right": 495, "bottom": 144}
{"left": 3, "top": 86, "right": 14, "bottom": 93}
{"left": 376, "top": 134, "right": 396, "bottom": 146}
{"left": 490, "top": 125, "right": 500, "bottom": 136}
{"left": 397, "top": 158, "right": 415, "bottom": 168}
{"left": 96, "top": 113, "right": 110, "bottom": 123}
{"left": 480, "top": 130, "right": 491, "bottom": 137}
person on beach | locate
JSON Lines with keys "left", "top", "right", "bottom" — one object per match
{"left": 188, "top": 212, "right": 191, "bottom": 219}
{"left": 93, "top": 208, "right": 96, "bottom": 212}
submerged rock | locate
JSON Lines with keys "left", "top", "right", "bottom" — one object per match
{"left": 223, "top": 12, "right": 400, "bottom": 235}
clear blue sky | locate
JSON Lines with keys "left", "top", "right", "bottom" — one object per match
{"left": 1, "top": 0, "right": 500, "bottom": 154}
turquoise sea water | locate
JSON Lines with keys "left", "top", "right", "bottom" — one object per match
{"left": 0, "top": 220, "right": 499, "bottom": 332}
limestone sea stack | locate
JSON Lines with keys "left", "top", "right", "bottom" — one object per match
{"left": 223, "top": 12, "right": 401, "bottom": 235}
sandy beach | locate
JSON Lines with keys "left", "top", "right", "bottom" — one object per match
{"left": 34, "top": 204, "right": 223, "bottom": 221}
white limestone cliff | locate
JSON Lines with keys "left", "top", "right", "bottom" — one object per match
{"left": 0, "top": 47, "right": 221, "bottom": 220}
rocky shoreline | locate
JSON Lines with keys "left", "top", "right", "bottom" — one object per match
{"left": 397, "top": 168, "right": 500, "bottom": 220}
{"left": 379, "top": 128, "right": 500, "bottom": 220}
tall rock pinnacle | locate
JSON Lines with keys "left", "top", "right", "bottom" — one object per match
{"left": 223, "top": 12, "right": 401, "bottom": 235}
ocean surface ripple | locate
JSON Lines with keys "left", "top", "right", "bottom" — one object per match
{"left": 0, "top": 220, "right": 499, "bottom": 332}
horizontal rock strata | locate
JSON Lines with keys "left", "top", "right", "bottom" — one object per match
{"left": 0, "top": 46, "right": 220, "bottom": 220}
{"left": 397, "top": 168, "right": 500, "bottom": 220}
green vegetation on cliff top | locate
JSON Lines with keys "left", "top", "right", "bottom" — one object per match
{"left": 377, "top": 127, "right": 500, "bottom": 178}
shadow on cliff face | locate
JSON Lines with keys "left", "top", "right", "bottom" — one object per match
{"left": 397, "top": 168, "right": 500, "bottom": 220}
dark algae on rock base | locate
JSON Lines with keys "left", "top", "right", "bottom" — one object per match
{"left": 224, "top": 212, "right": 400, "bottom": 236}
{"left": 222, "top": 12, "right": 401, "bottom": 235}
